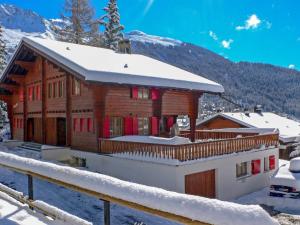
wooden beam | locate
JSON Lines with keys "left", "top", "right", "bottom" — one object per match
{"left": 0, "top": 83, "right": 19, "bottom": 93}
{"left": 190, "top": 92, "right": 202, "bottom": 142}
{"left": 15, "top": 60, "right": 34, "bottom": 71}
{"left": 66, "top": 73, "right": 72, "bottom": 146}
{"left": 41, "top": 58, "right": 47, "bottom": 144}
{"left": 7, "top": 74, "right": 25, "bottom": 85}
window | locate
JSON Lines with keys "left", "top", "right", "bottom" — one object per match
{"left": 48, "top": 83, "right": 52, "bottom": 98}
{"left": 132, "top": 87, "right": 150, "bottom": 99}
{"left": 110, "top": 117, "right": 123, "bottom": 137}
{"left": 53, "top": 82, "right": 57, "bottom": 98}
{"left": 58, "top": 80, "right": 64, "bottom": 97}
{"left": 236, "top": 162, "right": 250, "bottom": 178}
{"left": 87, "top": 118, "right": 93, "bottom": 132}
{"left": 138, "top": 117, "right": 149, "bottom": 135}
{"left": 264, "top": 157, "right": 270, "bottom": 172}
{"left": 73, "top": 78, "right": 81, "bottom": 96}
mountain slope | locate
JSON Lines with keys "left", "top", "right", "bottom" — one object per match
{"left": 1, "top": 4, "right": 300, "bottom": 118}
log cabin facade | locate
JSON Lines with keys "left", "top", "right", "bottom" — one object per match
{"left": 0, "top": 37, "right": 224, "bottom": 152}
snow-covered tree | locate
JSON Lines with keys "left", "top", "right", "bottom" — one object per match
{"left": 0, "top": 25, "right": 7, "bottom": 73}
{"left": 100, "top": 0, "right": 124, "bottom": 50}
{"left": 54, "top": 0, "right": 100, "bottom": 45}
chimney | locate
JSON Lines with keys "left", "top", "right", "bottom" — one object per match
{"left": 254, "top": 105, "right": 263, "bottom": 114}
{"left": 118, "top": 39, "right": 131, "bottom": 54}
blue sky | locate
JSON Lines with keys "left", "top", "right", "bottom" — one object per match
{"left": 1, "top": 0, "right": 299, "bottom": 69}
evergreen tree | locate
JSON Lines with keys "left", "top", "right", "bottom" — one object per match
{"left": 100, "top": 0, "right": 124, "bottom": 50}
{"left": 54, "top": 0, "right": 100, "bottom": 45}
{"left": 0, "top": 25, "right": 6, "bottom": 73}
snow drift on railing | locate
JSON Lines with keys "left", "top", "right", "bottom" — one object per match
{"left": 0, "top": 152, "right": 278, "bottom": 225}
{"left": 33, "top": 201, "right": 92, "bottom": 225}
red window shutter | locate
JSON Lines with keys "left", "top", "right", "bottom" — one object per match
{"left": 36, "top": 85, "right": 41, "bottom": 100}
{"left": 269, "top": 155, "right": 276, "bottom": 170}
{"left": 19, "top": 88, "right": 24, "bottom": 102}
{"left": 103, "top": 117, "right": 110, "bottom": 138}
{"left": 124, "top": 117, "right": 133, "bottom": 135}
{"left": 132, "top": 117, "right": 138, "bottom": 135}
{"left": 151, "top": 117, "right": 159, "bottom": 136}
{"left": 167, "top": 117, "right": 174, "bottom": 131}
{"left": 132, "top": 87, "right": 138, "bottom": 99}
{"left": 87, "top": 118, "right": 93, "bottom": 132}
{"left": 252, "top": 159, "right": 261, "bottom": 175}
{"left": 151, "top": 88, "right": 159, "bottom": 100}
{"left": 28, "top": 87, "right": 32, "bottom": 101}
{"left": 80, "top": 118, "right": 85, "bottom": 132}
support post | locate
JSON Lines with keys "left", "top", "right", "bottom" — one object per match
{"left": 41, "top": 58, "right": 47, "bottom": 144}
{"left": 190, "top": 92, "right": 202, "bottom": 142}
{"left": 28, "top": 174, "right": 33, "bottom": 209}
{"left": 66, "top": 73, "right": 72, "bottom": 146}
{"left": 103, "top": 200, "right": 110, "bottom": 225}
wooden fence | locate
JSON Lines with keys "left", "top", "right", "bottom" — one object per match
{"left": 99, "top": 133, "right": 279, "bottom": 161}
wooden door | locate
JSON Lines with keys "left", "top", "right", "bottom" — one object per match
{"left": 27, "top": 118, "right": 34, "bottom": 142}
{"left": 185, "top": 170, "right": 216, "bottom": 198}
{"left": 57, "top": 118, "right": 66, "bottom": 146}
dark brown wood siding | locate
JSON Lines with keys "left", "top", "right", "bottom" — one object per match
{"left": 197, "top": 116, "right": 246, "bottom": 130}
{"left": 185, "top": 170, "right": 216, "bottom": 198}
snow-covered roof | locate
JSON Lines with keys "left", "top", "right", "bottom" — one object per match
{"left": 2, "top": 37, "right": 224, "bottom": 93}
{"left": 198, "top": 112, "right": 300, "bottom": 143}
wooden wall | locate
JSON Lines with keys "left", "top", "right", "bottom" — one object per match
{"left": 197, "top": 116, "right": 246, "bottom": 130}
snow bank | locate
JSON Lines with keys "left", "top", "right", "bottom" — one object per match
{"left": 289, "top": 157, "right": 300, "bottom": 172}
{"left": 112, "top": 135, "right": 191, "bottom": 145}
{"left": 33, "top": 200, "right": 92, "bottom": 225}
{"left": 0, "top": 152, "right": 278, "bottom": 225}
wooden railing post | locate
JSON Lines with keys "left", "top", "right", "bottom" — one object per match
{"left": 103, "top": 200, "right": 111, "bottom": 225}
{"left": 28, "top": 174, "right": 34, "bottom": 209}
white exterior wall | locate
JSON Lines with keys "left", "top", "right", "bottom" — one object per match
{"left": 42, "top": 147, "right": 279, "bottom": 200}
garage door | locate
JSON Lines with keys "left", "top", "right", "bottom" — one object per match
{"left": 185, "top": 169, "right": 216, "bottom": 198}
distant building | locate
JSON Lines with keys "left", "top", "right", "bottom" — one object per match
{"left": 197, "top": 112, "right": 300, "bottom": 159}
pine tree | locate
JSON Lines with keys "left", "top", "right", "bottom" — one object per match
{"left": 0, "top": 25, "right": 6, "bottom": 73}
{"left": 54, "top": 0, "right": 100, "bottom": 45}
{"left": 100, "top": 0, "right": 124, "bottom": 50}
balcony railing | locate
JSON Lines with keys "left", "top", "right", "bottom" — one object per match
{"left": 99, "top": 133, "right": 279, "bottom": 162}
{"left": 179, "top": 130, "right": 259, "bottom": 140}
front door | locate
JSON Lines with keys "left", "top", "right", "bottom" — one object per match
{"left": 57, "top": 118, "right": 66, "bottom": 146}
{"left": 27, "top": 118, "right": 34, "bottom": 142}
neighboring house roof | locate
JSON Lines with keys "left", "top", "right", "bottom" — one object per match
{"left": 1, "top": 37, "right": 224, "bottom": 93}
{"left": 198, "top": 112, "right": 300, "bottom": 143}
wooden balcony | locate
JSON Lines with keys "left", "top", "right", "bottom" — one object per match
{"left": 99, "top": 132, "right": 279, "bottom": 162}
{"left": 179, "top": 130, "right": 260, "bottom": 140}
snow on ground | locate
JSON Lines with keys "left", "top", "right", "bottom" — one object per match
{"left": 0, "top": 148, "right": 277, "bottom": 225}
{"left": 0, "top": 191, "right": 67, "bottom": 225}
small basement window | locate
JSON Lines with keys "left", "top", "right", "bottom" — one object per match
{"left": 236, "top": 162, "right": 250, "bottom": 178}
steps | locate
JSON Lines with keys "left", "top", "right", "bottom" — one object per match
{"left": 18, "top": 142, "right": 42, "bottom": 152}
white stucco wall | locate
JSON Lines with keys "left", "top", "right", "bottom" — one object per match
{"left": 42, "top": 147, "right": 279, "bottom": 200}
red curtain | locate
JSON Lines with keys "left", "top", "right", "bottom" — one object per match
{"left": 269, "top": 155, "right": 276, "bottom": 170}
{"left": 251, "top": 159, "right": 261, "bottom": 175}
{"left": 103, "top": 117, "right": 110, "bottom": 138}
{"left": 124, "top": 117, "right": 133, "bottom": 135}
{"left": 151, "top": 117, "right": 159, "bottom": 135}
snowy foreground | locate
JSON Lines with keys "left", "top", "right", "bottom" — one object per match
{"left": 0, "top": 191, "right": 68, "bottom": 225}
{"left": 0, "top": 144, "right": 278, "bottom": 225}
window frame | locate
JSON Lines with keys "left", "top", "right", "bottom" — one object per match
{"left": 236, "top": 161, "right": 250, "bottom": 179}
{"left": 109, "top": 117, "right": 123, "bottom": 137}
{"left": 138, "top": 117, "right": 150, "bottom": 135}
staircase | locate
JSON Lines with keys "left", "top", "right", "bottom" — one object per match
{"left": 18, "top": 142, "right": 42, "bottom": 152}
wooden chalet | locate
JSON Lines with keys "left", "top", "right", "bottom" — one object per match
{"left": 0, "top": 37, "right": 224, "bottom": 152}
